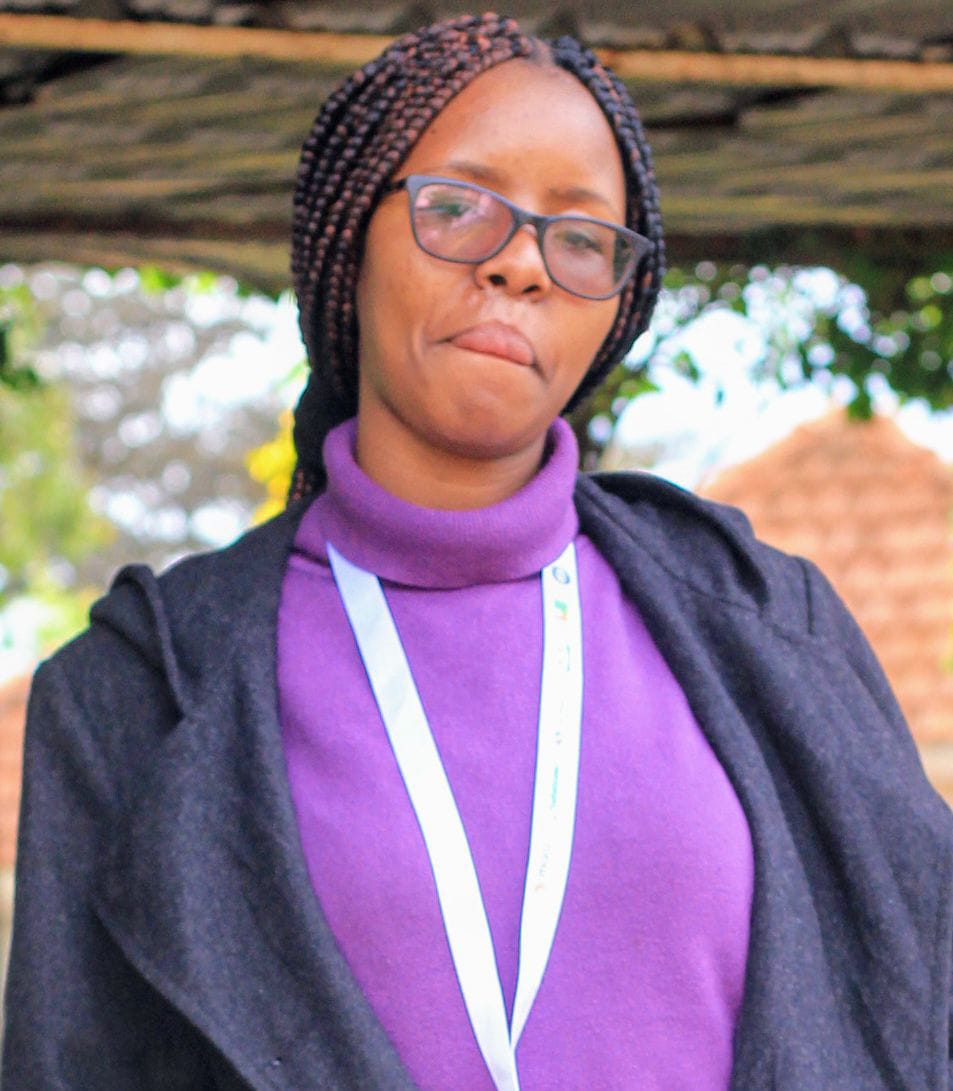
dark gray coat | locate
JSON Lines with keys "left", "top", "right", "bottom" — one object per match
{"left": 3, "top": 472, "right": 952, "bottom": 1090}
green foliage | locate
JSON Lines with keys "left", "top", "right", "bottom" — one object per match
{"left": 570, "top": 262, "right": 953, "bottom": 465}
{"left": 0, "top": 279, "right": 114, "bottom": 621}
{"left": 137, "top": 265, "right": 223, "bottom": 296}
{"left": 0, "top": 381, "right": 115, "bottom": 603}
{"left": 0, "top": 282, "right": 42, "bottom": 392}
{"left": 134, "top": 264, "right": 271, "bottom": 300}
{"left": 824, "top": 270, "right": 953, "bottom": 414}
{"left": 137, "top": 265, "right": 188, "bottom": 295}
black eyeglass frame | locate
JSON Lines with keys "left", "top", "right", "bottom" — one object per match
{"left": 382, "top": 173, "right": 653, "bottom": 301}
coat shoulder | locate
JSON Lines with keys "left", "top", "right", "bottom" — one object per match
{"left": 44, "top": 498, "right": 310, "bottom": 725}
{"left": 576, "top": 470, "right": 817, "bottom": 636}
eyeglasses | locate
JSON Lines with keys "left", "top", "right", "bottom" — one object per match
{"left": 383, "top": 174, "right": 652, "bottom": 301}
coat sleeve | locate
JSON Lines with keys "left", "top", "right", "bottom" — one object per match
{"left": 799, "top": 556, "right": 953, "bottom": 1087}
{"left": 799, "top": 555, "right": 933, "bottom": 756}
{"left": 1, "top": 650, "right": 215, "bottom": 1088}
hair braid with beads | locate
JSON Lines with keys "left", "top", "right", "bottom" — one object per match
{"left": 288, "top": 13, "right": 665, "bottom": 502}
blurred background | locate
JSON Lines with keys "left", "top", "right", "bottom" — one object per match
{"left": 1, "top": 0, "right": 952, "bottom": 981}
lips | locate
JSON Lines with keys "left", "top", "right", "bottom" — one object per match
{"left": 448, "top": 322, "right": 535, "bottom": 367}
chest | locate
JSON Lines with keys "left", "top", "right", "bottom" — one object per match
{"left": 278, "top": 540, "right": 753, "bottom": 1089}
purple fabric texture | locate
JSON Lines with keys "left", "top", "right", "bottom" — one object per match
{"left": 278, "top": 417, "right": 754, "bottom": 1090}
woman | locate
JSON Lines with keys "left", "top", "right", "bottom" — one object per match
{"left": 4, "top": 13, "right": 952, "bottom": 1091}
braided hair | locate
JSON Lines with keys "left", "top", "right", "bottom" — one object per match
{"left": 288, "top": 13, "right": 665, "bottom": 501}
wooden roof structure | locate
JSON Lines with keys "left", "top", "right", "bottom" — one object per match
{"left": 701, "top": 411, "right": 953, "bottom": 805}
{"left": 1, "top": 1, "right": 952, "bottom": 294}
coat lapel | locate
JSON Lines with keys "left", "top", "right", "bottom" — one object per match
{"left": 92, "top": 500, "right": 416, "bottom": 1090}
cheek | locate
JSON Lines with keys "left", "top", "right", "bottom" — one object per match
{"left": 357, "top": 256, "right": 409, "bottom": 374}
{"left": 555, "top": 299, "right": 619, "bottom": 385}
{"left": 359, "top": 243, "right": 435, "bottom": 356}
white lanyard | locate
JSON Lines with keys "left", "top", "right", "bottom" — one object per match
{"left": 327, "top": 541, "right": 583, "bottom": 1091}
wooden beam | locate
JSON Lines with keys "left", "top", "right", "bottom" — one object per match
{"left": 0, "top": 14, "right": 393, "bottom": 67}
{"left": 1, "top": 13, "right": 952, "bottom": 92}
{"left": 600, "top": 48, "right": 953, "bottom": 93}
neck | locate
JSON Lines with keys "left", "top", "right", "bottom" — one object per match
{"left": 355, "top": 407, "right": 547, "bottom": 510}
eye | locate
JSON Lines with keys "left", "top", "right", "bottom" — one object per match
{"left": 429, "top": 199, "right": 474, "bottom": 219}
{"left": 417, "top": 187, "right": 483, "bottom": 222}
{"left": 551, "top": 223, "right": 609, "bottom": 256}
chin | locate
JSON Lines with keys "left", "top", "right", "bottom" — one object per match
{"left": 422, "top": 400, "right": 550, "bottom": 462}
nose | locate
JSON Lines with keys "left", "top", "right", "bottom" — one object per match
{"left": 473, "top": 224, "right": 552, "bottom": 298}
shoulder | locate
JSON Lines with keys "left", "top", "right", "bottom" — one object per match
{"left": 38, "top": 498, "right": 312, "bottom": 725}
{"left": 575, "top": 469, "right": 820, "bottom": 635}
{"left": 575, "top": 469, "right": 939, "bottom": 796}
{"left": 577, "top": 471, "right": 953, "bottom": 840}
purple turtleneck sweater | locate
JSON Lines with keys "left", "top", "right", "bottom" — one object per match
{"left": 278, "top": 418, "right": 753, "bottom": 1090}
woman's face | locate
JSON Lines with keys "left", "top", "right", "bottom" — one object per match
{"left": 355, "top": 58, "right": 627, "bottom": 464}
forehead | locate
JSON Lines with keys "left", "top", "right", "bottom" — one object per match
{"left": 399, "top": 60, "right": 626, "bottom": 217}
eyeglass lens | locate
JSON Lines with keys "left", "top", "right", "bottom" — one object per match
{"left": 412, "top": 181, "right": 637, "bottom": 299}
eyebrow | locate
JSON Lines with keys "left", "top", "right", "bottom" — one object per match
{"left": 441, "top": 159, "right": 617, "bottom": 214}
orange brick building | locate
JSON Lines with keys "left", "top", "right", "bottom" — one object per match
{"left": 0, "top": 674, "right": 29, "bottom": 984}
{"left": 0, "top": 675, "right": 28, "bottom": 873}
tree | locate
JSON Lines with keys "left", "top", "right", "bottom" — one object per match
{"left": 0, "top": 277, "right": 114, "bottom": 659}
{"left": 0, "top": 281, "right": 113, "bottom": 597}
{"left": 569, "top": 261, "right": 953, "bottom": 467}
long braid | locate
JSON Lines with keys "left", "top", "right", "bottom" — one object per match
{"left": 288, "top": 14, "right": 664, "bottom": 502}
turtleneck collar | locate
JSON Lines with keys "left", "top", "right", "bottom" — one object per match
{"left": 294, "top": 416, "right": 580, "bottom": 590}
